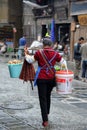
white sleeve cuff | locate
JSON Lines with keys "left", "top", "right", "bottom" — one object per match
{"left": 25, "top": 55, "right": 35, "bottom": 63}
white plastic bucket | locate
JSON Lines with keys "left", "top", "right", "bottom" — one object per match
{"left": 55, "top": 70, "right": 74, "bottom": 94}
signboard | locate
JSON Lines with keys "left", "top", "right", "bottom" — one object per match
{"left": 78, "top": 15, "right": 87, "bottom": 25}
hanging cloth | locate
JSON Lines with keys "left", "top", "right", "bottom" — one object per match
{"left": 19, "top": 59, "right": 35, "bottom": 90}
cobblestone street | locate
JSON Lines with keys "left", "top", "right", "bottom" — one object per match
{"left": 0, "top": 56, "right": 87, "bottom": 130}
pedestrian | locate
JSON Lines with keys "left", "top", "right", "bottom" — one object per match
{"left": 0, "top": 42, "right": 7, "bottom": 54}
{"left": 74, "top": 37, "right": 84, "bottom": 80}
{"left": 53, "top": 41, "right": 58, "bottom": 50}
{"left": 60, "top": 33, "right": 69, "bottom": 52}
{"left": 24, "top": 37, "right": 67, "bottom": 127}
{"left": 64, "top": 43, "right": 70, "bottom": 61}
{"left": 80, "top": 42, "right": 87, "bottom": 82}
{"left": 53, "top": 41, "right": 63, "bottom": 51}
{"left": 18, "top": 35, "right": 27, "bottom": 59}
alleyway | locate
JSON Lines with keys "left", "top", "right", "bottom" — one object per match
{"left": 0, "top": 56, "right": 87, "bottom": 130}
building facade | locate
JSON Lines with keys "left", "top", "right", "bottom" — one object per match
{"left": 0, "top": 0, "right": 23, "bottom": 47}
{"left": 70, "top": 0, "right": 87, "bottom": 60}
{"left": 0, "top": 0, "right": 87, "bottom": 59}
{"left": 23, "top": 0, "right": 87, "bottom": 60}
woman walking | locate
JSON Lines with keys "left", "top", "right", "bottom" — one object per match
{"left": 24, "top": 38, "right": 67, "bottom": 127}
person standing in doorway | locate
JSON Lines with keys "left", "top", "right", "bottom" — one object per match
{"left": 18, "top": 35, "right": 27, "bottom": 59}
{"left": 74, "top": 37, "right": 84, "bottom": 80}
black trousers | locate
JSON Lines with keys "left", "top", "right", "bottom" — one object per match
{"left": 37, "top": 79, "right": 54, "bottom": 122}
{"left": 82, "top": 60, "right": 87, "bottom": 78}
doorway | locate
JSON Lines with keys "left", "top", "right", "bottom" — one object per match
{"left": 55, "top": 23, "right": 70, "bottom": 44}
{"left": 42, "top": 25, "right": 47, "bottom": 38}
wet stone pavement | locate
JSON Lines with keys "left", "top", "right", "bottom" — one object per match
{"left": 0, "top": 56, "right": 87, "bottom": 130}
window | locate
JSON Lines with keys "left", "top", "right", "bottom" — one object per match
{"left": 36, "top": 0, "right": 47, "bottom": 5}
{"left": 32, "top": 5, "right": 54, "bottom": 18}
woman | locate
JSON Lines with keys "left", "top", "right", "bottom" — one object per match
{"left": 24, "top": 38, "right": 67, "bottom": 127}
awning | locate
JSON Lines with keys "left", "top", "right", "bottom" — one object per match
{"left": 70, "top": 1, "right": 87, "bottom": 16}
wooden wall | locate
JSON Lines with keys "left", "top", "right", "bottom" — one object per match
{"left": 70, "top": 25, "right": 87, "bottom": 61}
{"left": 74, "top": 26, "right": 87, "bottom": 43}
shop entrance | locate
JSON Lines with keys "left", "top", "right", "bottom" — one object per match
{"left": 0, "top": 24, "right": 14, "bottom": 52}
{"left": 42, "top": 25, "right": 47, "bottom": 38}
{"left": 41, "top": 23, "right": 70, "bottom": 45}
{"left": 55, "top": 23, "right": 70, "bottom": 44}
{"left": 55, "top": 23, "right": 70, "bottom": 60}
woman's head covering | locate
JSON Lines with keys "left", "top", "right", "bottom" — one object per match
{"left": 42, "top": 38, "right": 53, "bottom": 46}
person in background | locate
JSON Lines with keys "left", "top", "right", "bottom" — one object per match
{"left": 53, "top": 41, "right": 58, "bottom": 50}
{"left": 18, "top": 35, "right": 27, "bottom": 59}
{"left": 63, "top": 43, "right": 70, "bottom": 61}
{"left": 60, "top": 33, "right": 69, "bottom": 52}
{"left": 80, "top": 42, "right": 87, "bottom": 82}
{"left": 0, "top": 42, "right": 7, "bottom": 54}
{"left": 24, "top": 38, "right": 67, "bottom": 127}
{"left": 53, "top": 41, "right": 63, "bottom": 51}
{"left": 74, "top": 37, "right": 84, "bottom": 80}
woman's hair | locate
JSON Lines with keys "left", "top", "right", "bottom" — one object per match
{"left": 42, "top": 38, "right": 53, "bottom": 46}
